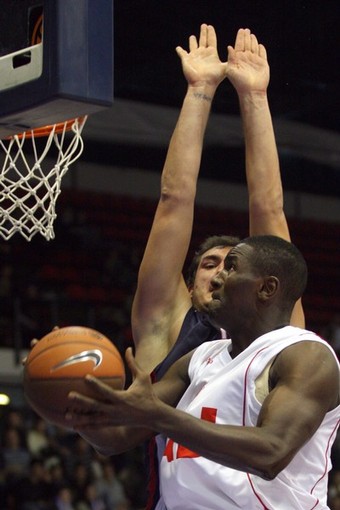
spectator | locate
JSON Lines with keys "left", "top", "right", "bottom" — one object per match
{"left": 8, "top": 457, "right": 53, "bottom": 510}
{"left": 67, "top": 436, "right": 95, "bottom": 476}
{"left": 75, "top": 482, "right": 106, "bottom": 510}
{"left": 94, "top": 459, "right": 129, "bottom": 510}
{"left": 2, "top": 426, "right": 31, "bottom": 480}
{"left": 69, "top": 463, "right": 91, "bottom": 505}
{"left": 26, "top": 415, "right": 50, "bottom": 457}
{"left": 45, "top": 457, "right": 69, "bottom": 499}
{"left": 54, "top": 485, "right": 76, "bottom": 510}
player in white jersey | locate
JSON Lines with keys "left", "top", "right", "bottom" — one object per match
{"left": 66, "top": 235, "right": 340, "bottom": 510}
{"left": 159, "top": 328, "right": 339, "bottom": 509}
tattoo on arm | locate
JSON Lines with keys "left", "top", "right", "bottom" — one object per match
{"left": 193, "top": 92, "right": 212, "bottom": 103}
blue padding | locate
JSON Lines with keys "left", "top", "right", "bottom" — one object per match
{"left": 0, "top": 0, "right": 113, "bottom": 137}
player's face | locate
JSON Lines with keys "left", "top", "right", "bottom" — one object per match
{"left": 190, "top": 246, "right": 232, "bottom": 312}
{"left": 207, "top": 243, "right": 261, "bottom": 332}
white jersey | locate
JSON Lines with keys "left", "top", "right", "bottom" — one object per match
{"left": 159, "top": 326, "right": 340, "bottom": 510}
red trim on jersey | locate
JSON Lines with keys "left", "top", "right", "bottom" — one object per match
{"left": 242, "top": 346, "right": 270, "bottom": 426}
{"left": 246, "top": 474, "right": 270, "bottom": 510}
{"left": 311, "top": 419, "right": 340, "bottom": 497}
{"left": 242, "top": 343, "right": 336, "bottom": 510}
{"left": 243, "top": 345, "right": 272, "bottom": 510}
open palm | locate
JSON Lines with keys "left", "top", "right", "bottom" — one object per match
{"left": 227, "top": 28, "right": 269, "bottom": 93}
{"left": 176, "top": 24, "right": 228, "bottom": 88}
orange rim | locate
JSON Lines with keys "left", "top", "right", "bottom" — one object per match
{"left": 31, "top": 14, "right": 43, "bottom": 45}
{"left": 13, "top": 117, "right": 87, "bottom": 139}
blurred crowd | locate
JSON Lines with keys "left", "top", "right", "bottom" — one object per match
{"left": 0, "top": 408, "right": 147, "bottom": 510}
{"left": 0, "top": 405, "right": 339, "bottom": 510}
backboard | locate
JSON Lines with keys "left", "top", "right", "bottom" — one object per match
{"left": 0, "top": 0, "right": 114, "bottom": 138}
{"left": 0, "top": 0, "right": 113, "bottom": 241}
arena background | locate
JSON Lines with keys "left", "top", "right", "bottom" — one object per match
{"left": 0, "top": 1, "right": 339, "bottom": 509}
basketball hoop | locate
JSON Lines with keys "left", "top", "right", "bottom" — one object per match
{"left": 0, "top": 116, "right": 87, "bottom": 241}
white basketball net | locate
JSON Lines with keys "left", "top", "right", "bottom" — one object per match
{"left": 0, "top": 116, "right": 87, "bottom": 241}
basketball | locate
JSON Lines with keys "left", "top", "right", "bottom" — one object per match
{"left": 23, "top": 326, "right": 125, "bottom": 429}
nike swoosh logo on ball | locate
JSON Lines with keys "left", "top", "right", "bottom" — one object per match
{"left": 51, "top": 349, "right": 103, "bottom": 372}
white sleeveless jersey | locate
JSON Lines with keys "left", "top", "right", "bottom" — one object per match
{"left": 159, "top": 326, "right": 340, "bottom": 510}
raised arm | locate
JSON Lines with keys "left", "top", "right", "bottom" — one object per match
{"left": 132, "top": 24, "right": 228, "bottom": 372}
{"left": 226, "top": 28, "right": 304, "bottom": 327}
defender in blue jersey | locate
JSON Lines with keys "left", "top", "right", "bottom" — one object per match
{"left": 130, "top": 26, "right": 304, "bottom": 509}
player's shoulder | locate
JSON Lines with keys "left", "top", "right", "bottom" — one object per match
{"left": 276, "top": 326, "right": 337, "bottom": 363}
{"left": 271, "top": 331, "right": 339, "bottom": 390}
{"left": 190, "top": 338, "right": 231, "bottom": 369}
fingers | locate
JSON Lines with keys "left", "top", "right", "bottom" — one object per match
{"left": 66, "top": 378, "right": 127, "bottom": 428}
{"left": 199, "top": 24, "right": 217, "bottom": 49}
{"left": 232, "top": 28, "right": 264, "bottom": 56}
{"left": 185, "top": 23, "right": 217, "bottom": 54}
{"left": 65, "top": 390, "right": 108, "bottom": 428}
{"left": 175, "top": 45, "right": 187, "bottom": 60}
{"left": 30, "top": 338, "right": 39, "bottom": 348}
{"left": 227, "top": 45, "right": 235, "bottom": 61}
{"left": 198, "top": 23, "right": 207, "bottom": 48}
{"left": 68, "top": 388, "right": 99, "bottom": 408}
{"left": 125, "top": 347, "right": 142, "bottom": 382}
{"left": 189, "top": 34, "right": 198, "bottom": 52}
{"left": 125, "top": 346, "right": 134, "bottom": 362}
{"left": 183, "top": 25, "right": 265, "bottom": 60}
{"left": 85, "top": 375, "right": 119, "bottom": 399}
{"left": 259, "top": 43, "right": 267, "bottom": 61}
{"left": 206, "top": 24, "right": 217, "bottom": 49}
{"left": 22, "top": 337, "right": 39, "bottom": 365}
{"left": 234, "top": 28, "right": 245, "bottom": 52}
{"left": 67, "top": 378, "right": 119, "bottom": 416}
{"left": 24, "top": 325, "right": 59, "bottom": 363}
{"left": 244, "top": 28, "right": 251, "bottom": 51}
{"left": 250, "top": 34, "right": 258, "bottom": 54}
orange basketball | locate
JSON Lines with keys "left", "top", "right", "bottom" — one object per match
{"left": 23, "top": 326, "right": 125, "bottom": 429}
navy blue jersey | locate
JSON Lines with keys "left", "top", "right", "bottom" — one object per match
{"left": 145, "top": 308, "right": 221, "bottom": 510}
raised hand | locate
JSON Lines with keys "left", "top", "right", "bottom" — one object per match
{"left": 227, "top": 28, "right": 270, "bottom": 94}
{"left": 176, "top": 23, "right": 228, "bottom": 89}
{"left": 65, "top": 347, "right": 158, "bottom": 430}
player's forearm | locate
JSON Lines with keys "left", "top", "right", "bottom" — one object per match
{"left": 131, "top": 83, "right": 218, "bottom": 361}
{"left": 78, "top": 424, "right": 153, "bottom": 457}
{"left": 150, "top": 400, "right": 287, "bottom": 480}
{"left": 137, "top": 82, "right": 218, "bottom": 281}
{"left": 160, "top": 83, "right": 216, "bottom": 202}
{"left": 239, "top": 91, "right": 288, "bottom": 237}
{"left": 239, "top": 91, "right": 305, "bottom": 327}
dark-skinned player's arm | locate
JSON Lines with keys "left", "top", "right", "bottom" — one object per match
{"left": 67, "top": 342, "right": 338, "bottom": 479}
{"left": 65, "top": 347, "right": 193, "bottom": 456}
{"left": 226, "top": 28, "right": 304, "bottom": 328}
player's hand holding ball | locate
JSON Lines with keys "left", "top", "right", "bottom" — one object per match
{"left": 23, "top": 326, "right": 125, "bottom": 429}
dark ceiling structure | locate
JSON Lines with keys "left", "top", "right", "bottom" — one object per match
{"left": 114, "top": 0, "right": 338, "bottom": 128}
{"left": 1, "top": 0, "right": 339, "bottom": 199}
{"left": 84, "top": 0, "right": 340, "bottom": 199}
